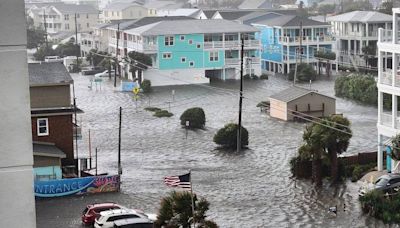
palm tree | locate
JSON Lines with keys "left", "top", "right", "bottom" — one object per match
{"left": 155, "top": 191, "right": 218, "bottom": 228}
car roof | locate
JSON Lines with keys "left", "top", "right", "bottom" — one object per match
{"left": 99, "top": 209, "right": 134, "bottom": 217}
{"left": 380, "top": 174, "right": 400, "bottom": 179}
{"left": 114, "top": 217, "right": 153, "bottom": 226}
{"left": 89, "top": 203, "right": 120, "bottom": 209}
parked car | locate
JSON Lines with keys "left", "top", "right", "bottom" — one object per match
{"left": 113, "top": 218, "right": 154, "bottom": 228}
{"left": 44, "top": 56, "right": 63, "bottom": 63}
{"left": 81, "top": 203, "right": 123, "bottom": 225}
{"left": 95, "top": 70, "right": 115, "bottom": 78}
{"left": 94, "top": 209, "right": 148, "bottom": 228}
{"left": 359, "top": 174, "right": 400, "bottom": 196}
{"left": 81, "top": 66, "right": 105, "bottom": 75}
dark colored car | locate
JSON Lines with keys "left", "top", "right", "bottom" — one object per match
{"left": 82, "top": 203, "right": 123, "bottom": 225}
{"left": 374, "top": 174, "right": 400, "bottom": 193}
{"left": 81, "top": 66, "right": 105, "bottom": 75}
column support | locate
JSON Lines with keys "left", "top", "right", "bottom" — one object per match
{"left": 378, "top": 134, "right": 383, "bottom": 171}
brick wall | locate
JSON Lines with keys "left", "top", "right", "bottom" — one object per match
{"left": 31, "top": 115, "right": 74, "bottom": 163}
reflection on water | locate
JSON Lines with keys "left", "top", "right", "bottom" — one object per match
{"left": 73, "top": 74, "right": 381, "bottom": 227}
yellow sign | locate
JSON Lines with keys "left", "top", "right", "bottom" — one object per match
{"left": 133, "top": 87, "right": 140, "bottom": 95}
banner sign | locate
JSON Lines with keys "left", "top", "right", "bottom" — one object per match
{"left": 34, "top": 175, "right": 120, "bottom": 198}
{"left": 121, "top": 81, "right": 137, "bottom": 92}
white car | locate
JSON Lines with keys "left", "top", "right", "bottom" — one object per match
{"left": 94, "top": 209, "right": 148, "bottom": 228}
{"left": 95, "top": 70, "right": 115, "bottom": 78}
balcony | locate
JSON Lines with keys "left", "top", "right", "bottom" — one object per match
{"left": 126, "top": 41, "right": 157, "bottom": 53}
{"left": 380, "top": 113, "right": 400, "bottom": 129}
{"left": 224, "top": 57, "right": 260, "bottom": 66}
{"left": 380, "top": 70, "right": 392, "bottom": 86}
{"left": 279, "top": 36, "right": 334, "bottom": 44}
{"left": 204, "top": 40, "right": 260, "bottom": 49}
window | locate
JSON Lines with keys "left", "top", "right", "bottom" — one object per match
{"left": 189, "top": 61, "right": 194, "bottom": 67}
{"left": 37, "top": 118, "right": 49, "bottom": 136}
{"left": 188, "top": 39, "right": 193, "bottom": 44}
{"left": 87, "top": 23, "right": 89, "bottom": 28}
{"left": 209, "top": 51, "right": 219, "bottom": 61}
{"left": 180, "top": 35, "right": 185, "bottom": 41}
{"left": 162, "top": 53, "right": 172, "bottom": 59}
{"left": 196, "top": 44, "right": 201, "bottom": 49}
{"left": 65, "top": 23, "right": 69, "bottom": 30}
{"left": 86, "top": 14, "right": 89, "bottom": 19}
{"left": 164, "top": 36, "right": 174, "bottom": 46}
{"left": 204, "top": 34, "right": 212, "bottom": 42}
{"left": 181, "top": 57, "right": 186, "bottom": 63}
{"left": 64, "top": 14, "right": 69, "bottom": 20}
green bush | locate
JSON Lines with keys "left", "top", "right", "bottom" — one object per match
{"left": 260, "top": 74, "right": 269, "bottom": 80}
{"left": 144, "top": 107, "right": 161, "bottom": 112}
{"left": 180, "top": 107, "right": 206, "bottom": 129}
{"left": 251, "top": 74, "right": 259, "bottom": 79}
{"left": 359, "top": 190, "right": 400, "bottom": 223}
{"left": 243, "top": 74, "right": 251, "bottom": 80}
{"left": 141, "top": 79, "right": 152, "bottom": 93}
{"left": 154, "top": 110, "right": 173, "bottom": 118}
{"left": 213, "top": 123, "right": 248, "bottom": 149}
{"left": 351, "top": 165, "right": 363, "bottom": 182}
{"left": 288, "top": 63, "right": 317, "bottom": 82}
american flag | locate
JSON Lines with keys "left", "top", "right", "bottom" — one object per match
{"left": 164, "top": 172, "right": 191, "bottom": 190}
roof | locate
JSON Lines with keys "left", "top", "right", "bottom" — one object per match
{"left": 53, "top": 3, "right": 98, "bottom": 14}
{"left": 108, "top": 16, "right": 193, "bottom": 30}
{"left": 144, "top": 0, "right": 183, "bottom": 9}
{"left": 29, "top": 62, "right": 73, "bottom": 86}
{"left": 216, "top": 10, "right": 256, "bottom": 20}
{"left": 33, "top": 142, "right": 66, "bottom": 158}
{"left": 240, "top": 11, "right": 283, "bottom": 25}
{"left": 203, "top": 10, "right": 217, "bottom": 18}
{"left": 168, "top": 8, "right": 201, "bottom": 17}
{"left": 114, "top": 218, "right": 153, "bottom": 226}
{"left": 125, "top": 19, "right": 259, "bottom": 36}
{"left": 254, "top": 15, "right": 330, "bottom": 27}
{"left": 238, "top": 0, "right": 272, "bottom": 9}
{"left": 327, "top": 11, "right": 392, "bottom": 23}
{"left": 269, "top": 86, "right": 334, "bottom": 102}
{"left": 104, "top": 1, "right": 143, "bottom": 11}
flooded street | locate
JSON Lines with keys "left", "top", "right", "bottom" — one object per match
{"left": 37, "top": 74, "right": 383, "bottom": 227}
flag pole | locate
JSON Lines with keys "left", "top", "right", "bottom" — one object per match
{"left": 189, "top": 170, "right": 195, "bottom": 228}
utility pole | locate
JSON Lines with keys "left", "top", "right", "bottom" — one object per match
{"left": 88, "top": 129, "right": 92, "bottom": 169}
{"left": 118, "top": 107, "right": 122, "bottom": 191}
{"left": 299, "top": 20, "right": 303, "bottom": 64}
{"left": 237, "top": 34, "right": 244, "bottom": 153}
{"left": 74, "top": 13, "right": 80, "bottom": 71}
{"left": 114, "top": 23, "right": 120, "bottom": 87}
{"left": 74, "top": 98, "right": 79, "bottom": 177}
{"left": 43, "top": 9, "right": 48, "bottom": 49}
{"left": 95, "top": 147, "right": 98, "bottom": 176}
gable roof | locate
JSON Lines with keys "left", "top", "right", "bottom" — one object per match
{"left": 327, "top": 11, "right": 392, "bottom": 23}
{"left": 33, "top": 142, "right": 66, "bottom": 158}
{"left": 144, "top": 0, "right": 183, "bottom": 10}
{"left": 238, "top": 0, "right": 272, "bottom": 9}
{"left": 270, "top": 86, "right": 334, "bottom": 102}
{"left": 254, "top": 15, "right": 329, "bottom": 27}
{"left": 104, "top": 1, "right": 143, "bottom": 11}
{"left": 240, "top": 11, "right": 283, "bottom": 25}
{"left": 203, "top": 10, "right": 217, "bottom": 18}
{"left": 52, "top": 3, "right": 98, "bottom": 14}
{"left": 125, "top": 19, "right": 259, "bottom": 36}
{"left": 168, "top": 8, "right": 202, "bottom": 17}
{"left": 216, "top": 10, "right": 256, "bottom": 20}
{"left": 108, "top": 16, "right": 194, "bottom": 30}
{"left": 29, "top": 62, "right": 73, "bottom": 86}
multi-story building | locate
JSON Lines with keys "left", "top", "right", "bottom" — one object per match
{"left": 102, "top": 1, "right": 156, "bottom": 22}
{"left": 29, "top": 62, "right": 81, "bottom": 178}
{"left": 27, "top": 2, "right": 99, "bottom": 34}
{"left": 328, "top": 11, "right": 392, "bottom": 69}
{"left": 109, "top": 19, "right": 261, "bottom": 86}
{"left": 252, "top": 15, "right": 334, "bottom": 74}
{"left": 377, "top": 8, "right": 400, "bottom": 172}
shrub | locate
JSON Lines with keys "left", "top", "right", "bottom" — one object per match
{"left": 141, "top": 79, "right": 152, "bottom": 93}
{"left": 213, "top": 123, "right": 248, "bottom": 149}
{"left": 180, "top": 107, "right": 206, "bottom": 129}
{"left": 251, "top": 74, "right": 259, "bottom": 80}
{"left": 351, "top": 165, "right": 364, "bottom": 182}
{"left": 256, "top": 101, "right": 270, "bottom": 108}
{"left": 144, "top": 107, "right": 161, "bottom": 112}
{"left": 288, "top": 63, "right": 317, "bottom": 82}
{"left": 260, "top": 74, "right": 269, "bottom": 80}
{"left": 154, "top": 109, "right": 173, "bottom": 118}
{"left": 243, "top": 74, "right": 251, "bottom": 80}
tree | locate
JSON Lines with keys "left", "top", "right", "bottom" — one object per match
{"left": 213, "top": 123, "right": 248, "bottom": 149}
{"left": 379, "top": 0, "right": 393, "bottom": 15}
{"left": 288, "top": 63, "right": 317, "bottom": 82}
{"left": 155, "top": 191, "right": 218, "bottom": 228}
{"left": 314, "top": 50, "right": 336, "bottom": 77}
{"left": 342, "top": 0, "right": 372, "bottom": 12}
{"left": 86, "top": 49, "right": 107, "bottom": 66}
{"left": 55, "top": 38, "right": 80, "bottom": 57}
{"left": 390, "top": 134, "right": 400, "bottom": 161}
{"left": 141, "top": 79, "right": 152, "bottom": 93}
{"left": 33, "top": 45, "right": 56, "bottom": 61}
{"left": 27, "top": 27, "right": 46, "bottom": 50}
{"left": 180, "top": 107, "right": 206, "bottom": 129}
{"left": 128, "top": 51, "right": 152, "bottom": 85}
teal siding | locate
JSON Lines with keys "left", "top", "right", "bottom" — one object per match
{"left": 158, "top": 34, "right": 225, "bottom": 70}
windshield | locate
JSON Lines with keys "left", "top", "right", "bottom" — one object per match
{"left": 375, "top": 178, "right": 389, "bottom": 186}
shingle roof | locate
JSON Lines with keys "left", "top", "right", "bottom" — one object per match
{"left": 203, "top": 10, "right": 217, "bottom": 19}
{"left": 327, "top": 11, "right": 392, "bottom": 23}
{"left": 144, "top": 0, "right": 183, "bottom": 9}
{"left": 125, "top": 19, "right": 259, "bottom": 36}
{"left": 52, "top": 3, "right": 98, "bottom": 14}
{"left": 108, "top": 16, "right": 194, "bottom": 30}
{"left": 29, "top": 62, "right": 73, "bottom": 86}
{"left": 253, "top": 15, "right": 330, "bottom": 27}
{"left": 238, "top": 0, "right": 272, "bottom": 9}
{"left": 270, "top": 86, "right": 334, "bottom": 102}
{"left": 240, "top": 11, "right": 283, "bottom": 25}
{"left": 217, "top": 10, "right": 256, "bottom": 20}
{"left": 33, "top": 142, "right": 66, "bottom": 158}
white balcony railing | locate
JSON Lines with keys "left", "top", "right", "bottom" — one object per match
{"left": 380, "top": 70, "right": 392, "bottom": 86}
{"left": 381, "top": 113, "right": 392, "bottom": 127}
{"left": 225, "top": 57, "right": 261, "bottom": 65}
{"left": 225, "top": 58, "right": 239, "bottom": 65}
{"left": 204, "top": 40, "right": 260, "bottom": 49}
{"left": 379, "top": 29, "right": 393, "bottom": 43}
{"left": 279, "top": 36, "right": 334, "bottom": 44}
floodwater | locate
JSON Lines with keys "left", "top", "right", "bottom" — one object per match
{"left": 36, "top": 74, "right": 385, "bottom": 227}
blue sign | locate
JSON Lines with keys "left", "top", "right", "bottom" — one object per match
{"left": 34, "top": 175, "right": 120, "bottom": 198}
{"left": 121, "top": 81, "right": 137, "bottom": 92}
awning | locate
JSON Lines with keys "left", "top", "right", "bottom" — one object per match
{"left": 33, "top": 142, "right": 66, "bottom": 158}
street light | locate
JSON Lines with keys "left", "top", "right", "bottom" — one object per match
{"left": 185, "top": 121, "right": 190, "bottom": 139}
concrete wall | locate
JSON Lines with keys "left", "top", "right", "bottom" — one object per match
{"left": 144, "top": 68, "right": 209, "bottom": 86}
{"left": 30, "top": 85, "right": 71, "bottom": 108}
{"left": 0, "top": 0, "right": 36, "bottom": 227}
{"left": 287, "top": 93, "right": 336, "bottom": 121}
{"left": 31, "top": 115, "right": 74, "bottom": 162}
